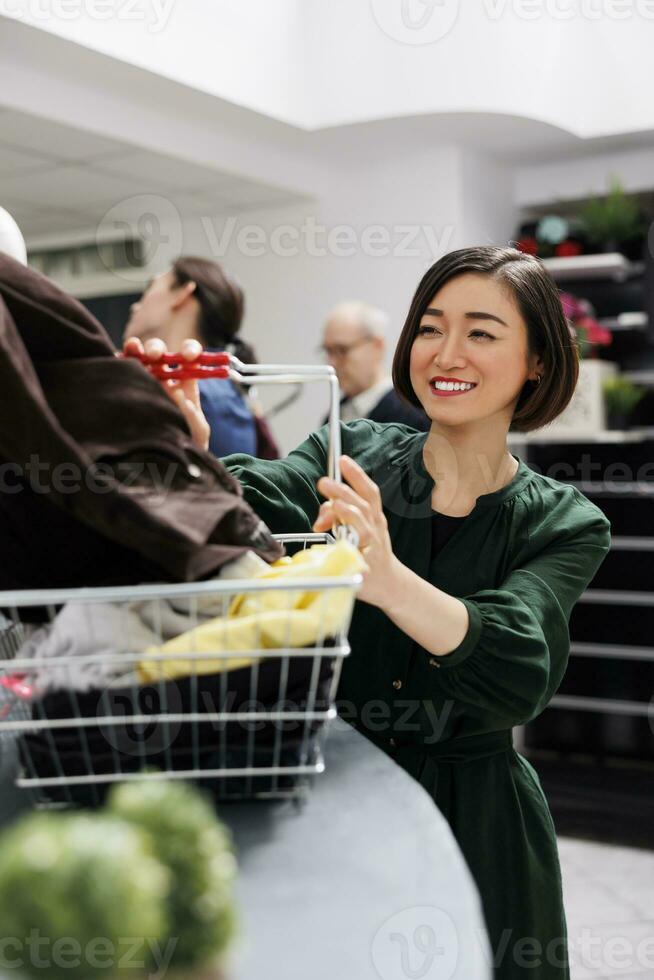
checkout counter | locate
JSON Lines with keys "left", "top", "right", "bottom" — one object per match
{"left": 0, "top": 718, "right": 491, "bottom": 980}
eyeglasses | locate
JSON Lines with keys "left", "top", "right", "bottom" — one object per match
{"left": 317, "top": 336, "right": 374, "bottom": 360}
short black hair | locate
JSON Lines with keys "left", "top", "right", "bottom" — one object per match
{"left": 392, "top": 245, "right": 579, "bottom": 433}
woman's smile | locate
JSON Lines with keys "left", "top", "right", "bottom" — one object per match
{"left": 429, "top": 376, "right": 478, "bottom": 397}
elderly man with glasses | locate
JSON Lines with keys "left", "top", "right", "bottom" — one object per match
{"left": 319, "top": 301, "right": 429, "bottom": 429}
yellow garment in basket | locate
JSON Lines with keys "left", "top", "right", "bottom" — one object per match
{"left": 137, "top": 540, "right": 365, "bottom": 683}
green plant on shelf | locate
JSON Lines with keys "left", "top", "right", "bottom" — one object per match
{"left": 579, "top": 177, "right": 647, "bottom": 252}
{"left": 602, "top": 376, "right": 646, "bottom": 428}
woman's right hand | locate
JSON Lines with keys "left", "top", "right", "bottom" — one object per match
{"left": 123, "top": 336, "right": 211, "bottom": 452}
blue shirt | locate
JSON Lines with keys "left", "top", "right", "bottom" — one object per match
{"left": 199, "top": 376, "right": 257, "bottom": 458}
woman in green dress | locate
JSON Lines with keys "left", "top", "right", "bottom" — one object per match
{"left": 134, "top": 246, "right": 611, "bottom": 979}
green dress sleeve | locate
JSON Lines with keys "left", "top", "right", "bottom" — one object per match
{"left": 222, "top": 426, "right": 329, "bottom": 535}
{"left": 429, "top": 499, "right": 611, "bottom": 727}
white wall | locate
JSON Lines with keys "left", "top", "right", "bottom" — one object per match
{"left": 459, "top": 150, "right": 517, "bottom": 248}
{"left": 515, "top": 145, "right": 654, "bottom": 206}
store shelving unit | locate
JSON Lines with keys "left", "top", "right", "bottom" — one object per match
{"left": 598, "top": 311, "right": 648, "bottom": 332}
{"left": 519, "top": 251, "right": 654, "bottom": 844}
{"left": 541, "top": 252, "right": 642, "bottom": 282}
{"left": 509, "top": 428, "right": 654, "bottom": 445}
{"left": 623, "top": 370, "right": 654, "bottom": 385}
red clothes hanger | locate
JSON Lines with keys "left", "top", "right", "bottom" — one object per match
{"left": 121, "top": 349, "right": 231, "bottom": 381}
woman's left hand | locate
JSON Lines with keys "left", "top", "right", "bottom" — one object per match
{"left": 313, "top": 455, "right": 401, "bottom": 609}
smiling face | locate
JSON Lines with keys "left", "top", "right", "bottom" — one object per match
{"left": 409, "top": 273, "right": 543, "bottom": 430}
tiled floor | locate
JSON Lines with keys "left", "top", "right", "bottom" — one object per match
{"left": 559, "top": 837, "right": 654, "bottom": 979}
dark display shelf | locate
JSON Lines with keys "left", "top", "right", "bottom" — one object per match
{"left": 529, "top": 752, "right": 654, "bottom": 849}
{"left": 523, "top": 431, "right": 654, "bottom": 844}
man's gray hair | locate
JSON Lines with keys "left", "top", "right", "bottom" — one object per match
{"left": 326, "top": 301, "right": 390, "bottom": 339}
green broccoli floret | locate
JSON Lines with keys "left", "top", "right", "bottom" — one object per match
{"left": 108, "top": 780, "right": 237, "bottom": 969}
{"left": 0, "top": 812, "right": 169, "bottom": 980}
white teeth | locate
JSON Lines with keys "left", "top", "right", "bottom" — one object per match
{"left": 432, "top": 381, "right": 475, "bottom": 391}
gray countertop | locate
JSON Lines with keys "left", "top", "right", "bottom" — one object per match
{"left": 0, "top": 718, "right": 491, "bottom": 980}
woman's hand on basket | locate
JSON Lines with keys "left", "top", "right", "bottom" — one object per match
{"left": 123, "top": 337, "right": 211, "bottom": 452}
{"left": 313, "top": 455, "right": 403, "bottom": 609}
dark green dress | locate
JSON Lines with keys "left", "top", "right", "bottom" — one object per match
{"left": 224, "top": 420, "right": 612, "bottom": 980}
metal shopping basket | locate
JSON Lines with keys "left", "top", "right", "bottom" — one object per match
{"left": 0, "top": 358, "right": 361, "bottom": 807}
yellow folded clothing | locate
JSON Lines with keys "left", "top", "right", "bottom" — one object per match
{"left": 137, "top": 540, "right": 365, "bottom": 683}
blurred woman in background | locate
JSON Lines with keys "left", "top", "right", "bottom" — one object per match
{"left": 125, "top": 255, "right": 279, "bottom": 458}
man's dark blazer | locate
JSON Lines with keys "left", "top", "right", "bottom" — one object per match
{"left": 366, "top": 388, "right": 430, "bottom": 430}
{"left": 323, "top": 387, "right": 430, "bottom": 431}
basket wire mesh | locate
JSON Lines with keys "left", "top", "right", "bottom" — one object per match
{"left": 0, "top": 361, "right": 360, "bottom": 806}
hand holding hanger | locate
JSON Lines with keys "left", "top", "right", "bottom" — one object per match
{"left": 122, "top": 337, "right": 211, "bottom": 451}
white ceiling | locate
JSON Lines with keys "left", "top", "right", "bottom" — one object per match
{"left": 6, "top": 0, "right": 654, "bottom": 139}
{"left": 4, "top": 10, "right": 654, "bottom": 248}
{"left": 0, "top": 107, "right": 305, "bottom": 241}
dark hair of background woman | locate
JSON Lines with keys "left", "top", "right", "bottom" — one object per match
{"left": 172, "top": 255, "right": 256, "bottom": 364}
{"left": 392, "top": 245, "right": 580, "bottom": 434}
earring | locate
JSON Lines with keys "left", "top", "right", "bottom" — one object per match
{"left": 533, "top": 373, "right": 542, "bottom": 386}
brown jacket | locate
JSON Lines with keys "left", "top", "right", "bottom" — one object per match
{"left": 0, "top": 253, "right": 281, "bottom": 592}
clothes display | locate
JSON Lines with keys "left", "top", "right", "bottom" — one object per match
{"left": 223, "top": 418, "right": 612, "bottom": 980}
{"left": 0, "top": 254, "right": 281, "bottom": 596}
{"left": 138, "top": 539, "right": 365, "bottom": 683}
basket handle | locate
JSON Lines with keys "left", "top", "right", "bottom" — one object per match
{"left": 122, "top": 349, "right": 345, "bottom": 484}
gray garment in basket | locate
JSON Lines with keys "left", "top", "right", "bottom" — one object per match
{"left": 8, "top": 551, "right": 268, "bottom": 697}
